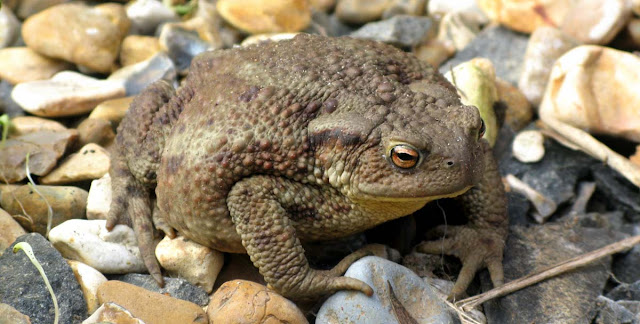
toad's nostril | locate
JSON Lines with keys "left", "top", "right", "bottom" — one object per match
{"left": 445, "top": 159, "right": 455, "bottom": 167}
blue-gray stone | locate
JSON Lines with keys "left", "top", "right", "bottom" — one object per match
{"left": 108, "top": 52, "right": 177, "bottom": 96}
{"left": 0, "top": 233, "right": 87, "bottom": 324}
{"left": 316, "top": 256, "right": 453, "bottom": 324}
{"left": 350, "top": 15, "right": 435, "bottom": 48}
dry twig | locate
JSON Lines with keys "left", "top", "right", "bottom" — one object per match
{"left": 539, "top": 116, "right": 640, "bottom": 187}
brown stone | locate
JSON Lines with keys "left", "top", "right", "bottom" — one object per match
{"left": 0, "top": 185, "right": 88, "bottom": 235}
{"left": 518, "top": 27, "right": 579, "bottom": 107}
{"left": 0, "top": 47, "right": 72, "bottom": 85}
{"left": 561, "top": 0, "right": 632, "bottom": 45}
{"left": 540, "top": 45, "right": 640, "bottom": 142}
{"left": 207, "top": 280, "right": 308, "bottom": 324}
{"left": 40, "top": 143, "right": 111, "bottom": 185}
{"left": 216, "top": 0, "right": 311, "bottom": 34}
{"left": 9, "top": 116, "right": 67, "bottom": 136}
{"left": 119, "top": 35, "right": 162, "bottom": 67}
{"left": 477, "top": 0, "right": 572, "bottom": 33}
{"left": 496, "top": 78, "right": 533, "bottom": 131}
{"left": 335, "top": 0, "right": 395, "bottom": 24}
{"left": 0, "top": 303, "right": 31, "bottom": 324}
{"left": 76, "top": 118, "right": 115, "bottom": 148}
{"left": 89, "top": 96, "right": 134, "bottom": 128}
{"left": 97, "top": 280, "right": 208, "bottom": 324}
{"left": 22, "top": 3, "right": 130, "bottom": 73}
{"left": 0, "top": 130, "right": 77, "bottom": 183}
{"left": 0, "top": 208, "right": 26, "bottom": 255}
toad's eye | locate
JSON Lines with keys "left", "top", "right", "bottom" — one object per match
{"left": 478, "top": 119, "right": 486, "bottom": 140}
{"left": 390, "top": 145, "right": 420, "bottom": 169}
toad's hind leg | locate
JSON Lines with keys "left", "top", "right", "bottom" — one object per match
{"left": 107, "top": 80, "right": 179, "bottom": 286}
{"left": 227, "top": 175, "right": 385, "bottom": 299}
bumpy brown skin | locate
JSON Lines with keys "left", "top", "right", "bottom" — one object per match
{"left": 108, "top": 34, "right": 508, "bottom": 300}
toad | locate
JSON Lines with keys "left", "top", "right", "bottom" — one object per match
{"left": 108, "top": 34, "right": 507, "bottom": 299}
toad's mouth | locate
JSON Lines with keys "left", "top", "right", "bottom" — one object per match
{"left": 354, "top": 185, "right": 473, "bottom": 203}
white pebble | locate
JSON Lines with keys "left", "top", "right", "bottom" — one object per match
{"left": 513, "top": 130, "right": 545, "bottom": 163}
{"left": 49, "top": 219, "right": 146, "bottom": 274}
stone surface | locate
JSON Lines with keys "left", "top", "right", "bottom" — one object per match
{"left": 412, "top": 39, "right": 453, "bottom": 68}
{"left": 561, "top": 0, "right": 632, "bottom": 45}
{"left": 607, "top": 280, "right": 640, "bottom": 301}
{"left": 440, "top": 25, "right": 528, "bottom": 85}
{"left": 159, "top": 24, "right": 212, "bottom": 74}
{"left": 156, "top": 235, "right": 224, "bottom": 294}
{"left": 76, "top": 118, "right": 115, "bottom": 148}
{"left": 217, "top": 0, "right": 311, "bottom": 34}
{"left": 82, "top": 302, "right": 145, "bottom": 324}
{"left": 0, "top": 233, "right": 87, "bottom": 324}
{"left": 22, "top": 3, "right": 131, "bottom": 73}
{"left": 436, "top": 11, "right": 482, "bottom": 52}
{"left": 518, "top": 27, "right": 579, "bottom": 107}
{"left": 0, "top": 303, "right": 31, "bottom": 324}
{"left": 539, "top": 45, "right": 640, "bottom": 142}
{"left": 40, "top": 143, "right": 110, "bottom": 185}
{"left": 477, "top": 0, "right": 572, "bottom": 33}
{"left": 591, "top": 165, "right": 640, "bottom": 221}
{"left": 382, "top": 0, "right": 426, "bottom": 19}
{"left": 9, "top": 116, "right": 67, "bottom": 136}
{"left": 13, "top": 0, "right": 66, "bottom": 19}
{"left": 68, "top": 260, "right": 108, "bottom": 315}
{"left": 496, "top": 78, "right": 533, "bottom": 131}
{"left": 308, "top": 10, "right": 355, "bottom": 37}
{"left": 483, "top": 224, "right": 623, "bottom": 323}
{"left": 350, "top": 15, "right": 435, "bottom": 48}
{"left": 119, "top": 35, "right": 163, "bottom": 66}
{"left": 0, "top": 208, "right": 26, "bottom": 256}
{"left": 126, "top": 0, "right": 178, "bottom": 35}
{"left": 0, "top": 47, "right": 72, "bottom": 85}
{"left": 592, "top": 295, "right": 638, "bottom": 324}
{"left": 0, "top": 80, "right": 23, "bottom": 117}
{"left": 613, "top": 229, "right": 640, "bottom": 284}
{"left": 428, "top": 0, "right": 489, "bottom": 25}
{"left": 108, "top": 52, "right": 177, "bottom": 96}
{"left": 0, "top": 129, "right": 76, "bottom": 183}
{"left": 108, "top": 273, "right": 209, "bottom": 307}
{"left": 87, "top": 174, "right": 112, "bottom": 220}
{"left": 499, "top": 138, "right": 596, "bottom": 210}
{"left": 0, "top": 6, "right": 20, "bottom": 48}
{"left": 98, "top": 280, "right": 208, "bottom": 324}
{"left": 317, "top": 256, "right": 453, "bottom": 324}
{"left": 335, "top": 0, "right": 394, "bottom": 24}
{"left": 512, "top": 130, "right": 545, "bottom": 163}
{"left": 208, "top": 280, "right": 308, "bottom": 324}
{"left": 12, "top": 71, "right": 126, "bottom": 117}
{"left": 48, "top": 219, "right": 146, "bottom": 274}
{"left": 1, "top": 185, "right": 88, "bottom": 235}
{"left": 310, "top": 0, "right": 336, "bottom": 12}
{"left": 89, "top": 96, "right": 134, "bottom": 127}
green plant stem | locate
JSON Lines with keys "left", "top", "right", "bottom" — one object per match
{"left": 13, "top": 242, "right": 59, "bottom": 324}
{"left": 25, "top": 153, "right": 54, "bottom": 236}
{"left": 0, "top": 114, "right": 10, "bottom": 149}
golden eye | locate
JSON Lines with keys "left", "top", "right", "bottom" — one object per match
{"left": 478, "top": 119, "right": 486, "bottom": 140}
{"left": 390, "top": 145, "right": 419, "bottom": 169}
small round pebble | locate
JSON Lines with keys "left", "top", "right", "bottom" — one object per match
{"left": 512, "top": 130, "right": 546, "bottom": 163}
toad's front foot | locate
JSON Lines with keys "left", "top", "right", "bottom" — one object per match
{"left": 416, "top": 225, "right": 505, "bottom": 300}
{"left": 273, "top": 244, "right": 394, "bottom": 299}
